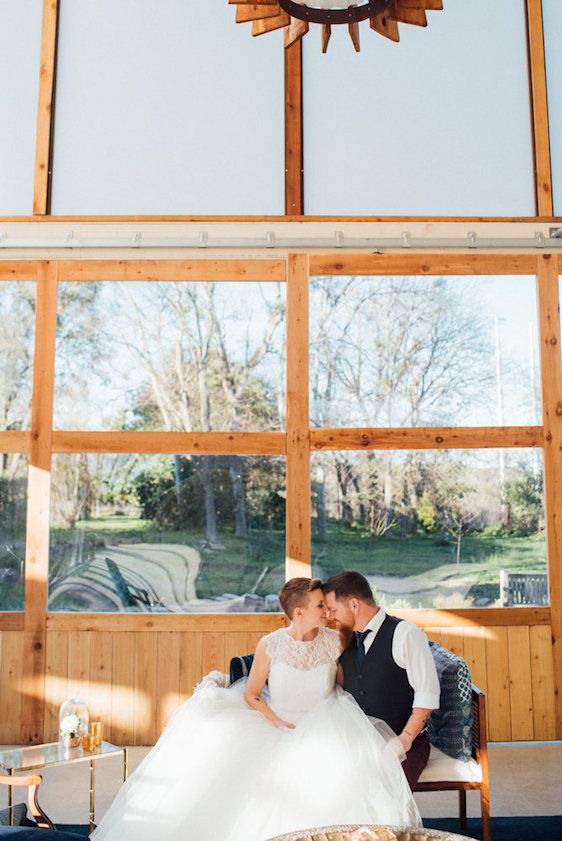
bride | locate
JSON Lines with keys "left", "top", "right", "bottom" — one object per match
{"left": 92, "top": 578, "right": 421, "bottom": 841}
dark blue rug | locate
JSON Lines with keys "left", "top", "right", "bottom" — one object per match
{"left": 56, "top": 816, "right": 562, "bottom": 840}
{"left": 424, "top": 815, "right": 562, "bottom": 840}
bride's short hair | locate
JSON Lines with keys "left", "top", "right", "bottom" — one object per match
{"left": 279, "top": 577, "right": 322, "bottom": 619}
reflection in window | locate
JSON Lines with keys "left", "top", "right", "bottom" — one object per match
{"left": 0, "top": 282, "right": 36, "bottom": 430}
{"left": 543, "top": 0, "right": 562, "bottom": 214}
{"left": 0, "top": 454, "right": 27, "bottom": 611}
{"left": 53, "top": 281, "right": 286, "bottom": 432}
{"left": 0, "top": 1, "right": 42, "bottom": 214}
{"left": 310, "top": 275, "right": 540, "bottom": 428}
{"left": 49, "top": 453, "right": 286, "bottom": 613}
{"left": 303, "top": 0, "right": 534, "bottom": 215}
{"left": 311, "top": 448, "right": 547, "bottom": 609}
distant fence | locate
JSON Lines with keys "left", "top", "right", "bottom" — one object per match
{"left": 500, "top": 570, "right": 549, "bottom": 607}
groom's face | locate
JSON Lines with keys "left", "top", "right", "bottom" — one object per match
{"left": 324, "top": 592, "right": 357, "bottom": 630}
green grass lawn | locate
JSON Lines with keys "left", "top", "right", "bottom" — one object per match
{"left": 45, "top": 515, "right": 548, "bottom": 607}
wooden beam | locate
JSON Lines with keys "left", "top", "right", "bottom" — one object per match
{"left": 0, "top": 432, "right": 30, "bottom": 453}
{"left": 536, "top": 253, "right": 562, "bottom": 737}
{"left": 310, "top": 426, "right": 544, "bottom": 451}
{"left": 33, "top": 0, "right": 59, "bottom": 215}
{"left": 44, "top": 607, "right": 550, "bottom": 632}
{"left": 0, "top": 615, "right": 25, "bottom": 631}
{"left": 0, "top": 262, "right": 40, "bottom": 281}
{"left": 57, "top": 259, "right": 286, "bottom": 282}
{"left": 285, "top": 39, "right": 304, "bottom": 214}
{"left": 286, "top": 254, "right": 310, "bottom": 578}
{"left": 20, "top": 261, "right": 58, "bottom": 743}
{"left": 47, "top": 613, "right": 289, "bottom": 632}
{"left": 51, "top": 431, "right": 286, "bottom": 455}
{"left": 309, "top": 253, "right": 538, "bottom": 276}
{"left": 526, "top": 0, "right": 553, "bottom": 217}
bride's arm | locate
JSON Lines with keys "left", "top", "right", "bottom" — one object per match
{"left": 244, "top": 641, "right": 296, "bottom": 729}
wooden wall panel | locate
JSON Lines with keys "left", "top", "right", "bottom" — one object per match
{"left": 0, "top": 631, "right": 24, "bottom": 743}
{"left": 507, "top": 626, "right": 534, "bottom": 740}
{"left": 44, "top": 630, "right": 68, "bottom": 742}
{"left": 1, "top": 620, "right": 558, "bottom": 745}
{"left": 529, "top": 624, "right": 556, "bottom": 740}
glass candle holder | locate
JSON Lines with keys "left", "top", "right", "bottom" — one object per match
{"left": 82, "top": 733, "right": 95, "bottom": 752}
{"left": 90, "top": 721, "right": 103, "bottom": 747}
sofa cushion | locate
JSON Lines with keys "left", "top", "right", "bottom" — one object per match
{"left": 229, "top": 653, "right": 255, "bottom": 685}
{"left": 418, "top": 745, "right": 482, "bottom": 784}
{"left": 427, "top": 641, "right": 473, "bottom": 762}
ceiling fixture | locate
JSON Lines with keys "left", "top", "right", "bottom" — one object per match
{"left": 229, "top": 0, "right": 444, "bottom": 52}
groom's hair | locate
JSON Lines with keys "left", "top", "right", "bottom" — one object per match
{"left": 279, "top": 577, "right": 322, "bottom": 619}
{"left": 322, "top": 571, "right": 376, "bottom": 606}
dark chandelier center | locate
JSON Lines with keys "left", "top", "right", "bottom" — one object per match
{"left": 277, "top": 0, "right": 394, "bottom": 25}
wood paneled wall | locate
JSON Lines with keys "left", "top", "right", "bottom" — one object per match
{"left": 0, "top": 610, "right": 555, "bottom": 746}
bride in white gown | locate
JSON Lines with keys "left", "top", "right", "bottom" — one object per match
{"left": 92, "top": 578, "right": 421, "bottom": 841}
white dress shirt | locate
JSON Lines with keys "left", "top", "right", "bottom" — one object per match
{"left": 359, "top": 608, "right": 440, "bottom": 711}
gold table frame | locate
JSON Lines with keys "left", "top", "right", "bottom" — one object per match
{"left": 0, "top": 740, "right": 128, "bottom": 832}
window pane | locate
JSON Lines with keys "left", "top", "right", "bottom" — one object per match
{"left": 53, "top": 281, "right": 286, "bottom": 431}
{"left": 51, "top": 0, "right": 284, "bottom": 214}
{"left": 0, "top": 1, "right": 42, "bottom": 214}
{"left": 543, "top": 0, "right": 562, "bottom": 214}
{"left": 0, "top": 282, "right": 36, "bottom": 430}
{"left": 310, "top": 275, "right": 540, "bottom": 427}
{"left": 0, "top": 454, "right": 27, "bottom": 611}
{"left": 49, "top": 453, "right": 285, "bottom": 613}
{"left": 303, "top": 0, "right": 534, "bottom": 215}
{"left": 311, "top": 449, "right": 547, "bottom": 609}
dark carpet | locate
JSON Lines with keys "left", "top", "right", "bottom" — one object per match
{"left": 424, "top": 816, "right": 562, "bottom": 840}
{"left": 56, "top": 816, "right": 562, "bottom": 840}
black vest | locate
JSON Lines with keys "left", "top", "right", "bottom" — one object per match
{"left": 340, "top": 614, "right": 413, "bottom": 735}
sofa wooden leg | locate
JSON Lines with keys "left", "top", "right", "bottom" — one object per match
{"left": 481, "top": 785, "right": 492, "bottom": 841}
{"left": 459, "top": 789, "right": 467, "bottom": 831}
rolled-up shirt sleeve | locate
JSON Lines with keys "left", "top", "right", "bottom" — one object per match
{"left": 394, "top": 622, "right": 440, "bottom": 710}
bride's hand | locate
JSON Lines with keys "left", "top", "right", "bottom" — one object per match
{"left": 269, "top": 714, "right": 296, "bottom": 729}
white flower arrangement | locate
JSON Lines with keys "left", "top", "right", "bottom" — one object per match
{"left": 60, "top": 713, "right": 80, "bottom": 737}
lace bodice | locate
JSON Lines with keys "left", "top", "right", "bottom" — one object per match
{"left": 263, "top": 627, "right": 341, "bottom": 720}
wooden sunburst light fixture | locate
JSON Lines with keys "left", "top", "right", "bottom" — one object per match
{"left": 229, "top": 0, "right": 444, "bottom": 53}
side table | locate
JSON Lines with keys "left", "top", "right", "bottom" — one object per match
{"left": 0, "top": 740, "right": 128, "bottom": 832}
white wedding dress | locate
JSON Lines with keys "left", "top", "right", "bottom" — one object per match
{"left": 92, "top": 627, "right": 421, "bottom": 841}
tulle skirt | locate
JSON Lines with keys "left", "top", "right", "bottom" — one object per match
{"left": 91, "top": 681, "right": 421, "bottom": 841}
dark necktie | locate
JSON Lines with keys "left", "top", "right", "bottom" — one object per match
{"left": 355, "top": 629, "right": 371, "bottom": 669}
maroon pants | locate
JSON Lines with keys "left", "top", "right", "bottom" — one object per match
{"left": 402, "top": 731, "right": 430, "bottom": 789}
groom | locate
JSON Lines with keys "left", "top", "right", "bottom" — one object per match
{"left": 323, "top": 570, "right": 439, "bottom": 788}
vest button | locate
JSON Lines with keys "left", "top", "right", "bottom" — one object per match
{"left": 359, "top": 690, "right": 365, "bottom": 696}
{"left": 358, "top": 673, "right": 364, "bottom": 680}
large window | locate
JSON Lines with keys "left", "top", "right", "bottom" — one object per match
{"left": 53, "top": 280, "right": 286, "bottom": 431}
{"left": 303, "top": 0, "right": 535, "bottom": 215}
{"left": 310, "top": 275, "right": 540, "bottom": 428}
{"left": 0, "top": 281, "right": 36, "bottom": 430}
{"left": 48, "top": 453, "right": 285, "bottom": 613}
{"left": 50, "top": 0, "right": 284, "bottom": 214}
{"left": 0, "top": 454, "right": 27, "bottom": 611}
{"left": 311, "top": 448, "right": 547, "bottom": 609}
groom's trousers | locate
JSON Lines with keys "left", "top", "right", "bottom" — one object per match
{"left": 402, "top": 732, "right": 430, "bottom": 789}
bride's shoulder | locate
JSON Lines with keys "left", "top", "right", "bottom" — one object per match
{"left": 260, "top": 627, "right": 286, "bottom": 658}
